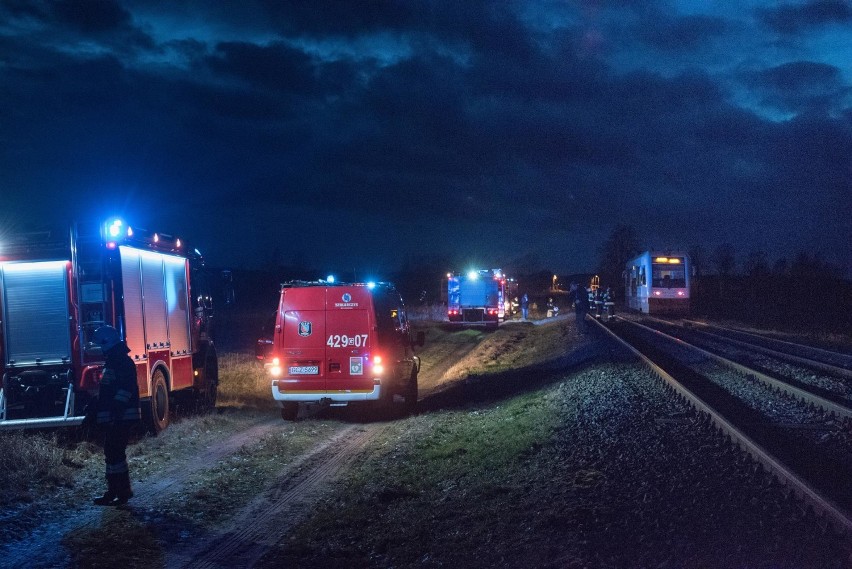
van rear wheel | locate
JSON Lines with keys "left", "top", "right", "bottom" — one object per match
{"left": 280, "top": 403, "right": 298, "bottom": 421}
{"left": 404, "top": 371, "right": 418, "bottom": 415}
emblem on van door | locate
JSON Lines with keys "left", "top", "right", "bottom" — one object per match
{"left": 334, "top": 292, "right": 359, "bottom": 308}
{"left": 298, "top": 321, "right": 312, "bottom": 337}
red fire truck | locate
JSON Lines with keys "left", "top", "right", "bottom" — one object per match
{"left": 446, "top": 269, "right": 506, "bottom": 327}
{"left": 259, "top": 281, "right": 423, "bottom": 420}
{"left": 0, "top": 218, "right": 218, "bottom": 432}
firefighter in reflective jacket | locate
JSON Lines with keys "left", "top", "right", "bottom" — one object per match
{"left": 603, "top": 287, "right": 616, "bottom": 321}
{"left": 92, "top": 325, "right": 141, "bottom": 506}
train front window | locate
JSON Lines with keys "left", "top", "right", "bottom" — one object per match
{"left": 652, "top": 264, "right": 686, "bottom": 288}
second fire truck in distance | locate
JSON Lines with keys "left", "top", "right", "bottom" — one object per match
{"left": 0, "top": 218, "right": 218, "bottom": 432}
{"left": 446, "top": 269, "right": 506, "bottom": 327}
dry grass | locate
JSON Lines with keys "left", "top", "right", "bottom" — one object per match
{"left": 0, "top": 430, "right": 98, "bottom": 506}
{"left": 443, "top": 319, "right": 571, "bottom": 380}
{"left": 216, "top": 350, "right": 278, "bottom": 410}
{"left": 407, "top": 304, "right": 447, "bottom": 321}
{"left": 0, "top": 349, "right": 273, "bottom": 509}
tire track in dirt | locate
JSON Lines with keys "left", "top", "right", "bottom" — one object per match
{"left": 0, "top": 416, "right": 282, "bottom": 569}
{"left": 166, "top": 423, "right": 386, "bottom": 569}
{"left": 135, "top": 417, "right": 282, "bottom": 497}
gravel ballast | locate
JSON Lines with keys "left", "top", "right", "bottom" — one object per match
{"left": 262, "top": 324, "right": 852, "bottom": 568}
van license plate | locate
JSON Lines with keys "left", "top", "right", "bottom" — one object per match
{"left": 289, "top": 365, "right": 319, "bottom": 375}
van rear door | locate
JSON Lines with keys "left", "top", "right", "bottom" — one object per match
{"left": 280, "top": 287, "right": 327, "bottom": 393}
{"left": 324, "top": 287, "right": 374, "bottom": 394}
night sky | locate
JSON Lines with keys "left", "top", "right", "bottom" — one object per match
{"left": 1, "top": 1, "right": 850, "bottom": 277}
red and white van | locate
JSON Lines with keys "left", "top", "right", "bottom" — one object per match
{"left": 259, "top": 282, "right": 423, "bottom": 420}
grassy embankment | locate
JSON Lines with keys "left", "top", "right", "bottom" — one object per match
{"left": 257, "top": 318, "right": 588, "bottom": 567}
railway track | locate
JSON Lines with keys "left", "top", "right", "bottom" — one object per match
{"left": 623, "top": 314, "right": 852, "bottom": 412}
{"left": 592, "top": 315, "right": 852, "bottom": 535}
{"left": 680, "top": 319, "right": 852, "bottom": 372}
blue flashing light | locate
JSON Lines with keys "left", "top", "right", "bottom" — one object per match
{"left": 327, "top": 275, "right": 336, "bottom": 284}
{"left": 367, "top": 281, "right": 376, "bottom": 289}
{"left": 108, "top": 219, "right": 123, "bottom": 238}
{"left": 467, "top": 271, "right": 478, "bottom": 280}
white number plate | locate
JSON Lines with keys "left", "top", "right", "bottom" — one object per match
{"left": 326, "top": 334, "right": 369, "bottom": 348}
{"left": 288, "top": 365, "right": 319, "bottom": 375}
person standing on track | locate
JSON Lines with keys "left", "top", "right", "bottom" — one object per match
{"left": 91, "top": 325, "right": 141, "bottom": 506}
{"left": 570, "top": 283, "right": 590, "bottom": 332}
{"left": 521, "top": 292, "right": 530, "bottom": 320}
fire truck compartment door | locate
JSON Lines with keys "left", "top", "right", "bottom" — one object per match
{"left": 140, "top": 251, "right": 169, "bottom": 351}
{"left": 0, "top": 261, "right": 72, "bottom": 366}
{"left": 119, "top": 247, "right": 146, "bottom": 361}
{"left": 164, "top": 256, "right": 190, "bottom": 355}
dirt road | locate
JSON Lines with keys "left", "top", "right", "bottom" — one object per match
{"left": 0, "top": 320, "right": 547, "bottom": 568}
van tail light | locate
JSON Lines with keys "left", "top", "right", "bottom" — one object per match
{"left": 268, "top": 356, "right": 282, "bottom": 377}
{"left": 372, "top": 355, "right": 384, "bottom": 375}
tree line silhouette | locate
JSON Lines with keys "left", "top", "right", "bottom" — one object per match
{"left": 596, "top": 225, "right": 851, "bottom": 331}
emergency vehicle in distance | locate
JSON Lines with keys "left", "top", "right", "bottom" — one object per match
{"left": 0, "top": 218, "right": 218, "bottom": 432}
{"left": 259, "top": 281, "right": 424, "bottom": 420}
{"left": 446, "top": 269, "right": 506, "bottom": 327}
{"left": 624, "top": 251, "right": 691, "bottom": 315}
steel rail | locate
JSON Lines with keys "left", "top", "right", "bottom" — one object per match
{"left": 590, "top": 316, "right": 852, "bottom": 535}
{"left": 620, "top": 317, "right": 852, "bottom": 421}
{"left": 680, "top": 319, "right": 852, "bottom": 379}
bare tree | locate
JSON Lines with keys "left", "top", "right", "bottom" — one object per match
{"left": 597, "top": 224, "right": 639, "bottom": 288}
{"left": 712, "top": 243, "right": 736, "bottom": 277}
{"left": 688, "top": 245, "right": 707, "bottom": 277}
{"left": 744, "top": 251, "right": 769, "bottom": 278}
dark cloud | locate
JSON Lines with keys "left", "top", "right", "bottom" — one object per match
{"left": 759, "top": 0, "right": 852, "bottom": 35}
{"left": 205, "top": 41, "right": 319, "bottom": 94}
{"left": 747, "top": 61, "right": 848, "bottom": 114}
{"left": 52, "top": 0, "right": 132, "bottom": 34}
{"left": 636, "top": 14, "right": 731, "bottom": 51}
{"left": 0, "top": 0, "right": 850, "bottom": 274}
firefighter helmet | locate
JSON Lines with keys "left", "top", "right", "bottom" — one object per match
{"left": 93, "top": 325, "right": 121, "bottom": 352}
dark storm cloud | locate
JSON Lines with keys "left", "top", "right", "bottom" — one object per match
{"left": 747, "top": 61, "right": 848, "bottom": 114}
{"left": 205, "top": 41, "right": 319, "bottom": 94}
{"left": 51, "top": 0, "right": 132, "bottom": 34}
{"left": 635, "top": 14, "right": 731, "bottom": 51}
{"left": 1, "top": 0, "right": 850, "bottom": 273}
{"left": 759, "top": 0, "right": 852, "bottom": 35}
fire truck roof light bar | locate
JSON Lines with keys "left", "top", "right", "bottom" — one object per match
{"left": 103, "top": 218, "right": 184, "bottom": 254}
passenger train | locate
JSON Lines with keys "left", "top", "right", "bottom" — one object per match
{"left": 624, "top": 251, "right": 691, "bottom": 315}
